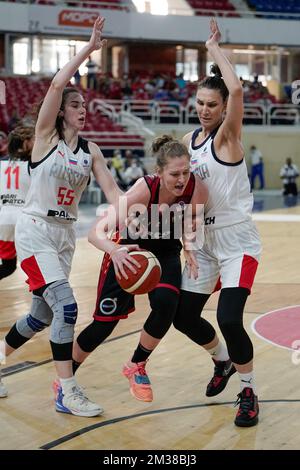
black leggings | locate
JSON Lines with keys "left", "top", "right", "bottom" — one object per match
{"left": 77, "top": 320, "right": 119, "bottom": 353}
{"left": 173, "top": 287, "right": 253, "bottom": 365}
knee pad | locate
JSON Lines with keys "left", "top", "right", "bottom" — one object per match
{"left": 173, "top": 291, "right": 209, "bottom": 333}
{"left": 173, "top": 291, "right": 214, "bottom": 345}
{"left": 16, "top": 295, "right": 53, "bottom": 339}
{"left": 43, "top": 280, "right": 78, "bottom": 345}
{"left": 217, "top": 288, "right": 253, "bottom": 364}
{"left": 145, "top": 287, "right": 179, "bottom": 339}
{"left": 0, "top": 257, "right": 17, "bottom": 280}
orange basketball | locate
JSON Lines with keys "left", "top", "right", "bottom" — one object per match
{"left": 117, "top": 250, "right": 161, "bottom": 295}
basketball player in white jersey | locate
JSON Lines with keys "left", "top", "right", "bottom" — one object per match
{"left": 173, "top": 19, "right": 261, "bottom": 427}
{"left": 0, "top": 124, "right": 34, "bottom": 282}
{"left": 0, "top": 17, "right": 122, "bottom": 416}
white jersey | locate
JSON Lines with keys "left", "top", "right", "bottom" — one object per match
{"left": 189, "top": 128, "right": 253, "bottom": 230}
{"left": 0, "top": 159, "right": 30, "bottom": 214}
{"left": 23, "top": 137, "right": 92, "bottom": 225}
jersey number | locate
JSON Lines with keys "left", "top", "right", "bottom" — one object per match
{"left": 57, "top": 186, "right": 75, "bottom": 206}
{"left": 5, "top": 166, "right": 20, "bottom": 189}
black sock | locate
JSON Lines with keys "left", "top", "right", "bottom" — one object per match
{"left": 131, "top": 343, "right": 153, "bottom": 363}
{"left": 72, "top": 359, "right": 82, "bottom": 375}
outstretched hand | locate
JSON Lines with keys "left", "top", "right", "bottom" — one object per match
{"left": 89, "top": 16, "right": 107, "bottom": 51}
{"left": 205, "top": 18, "right": 221, "bottom": 48}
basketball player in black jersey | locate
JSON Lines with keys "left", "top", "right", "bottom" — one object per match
{"left": 69, "top": 136, "right": 207, "bottom": 402}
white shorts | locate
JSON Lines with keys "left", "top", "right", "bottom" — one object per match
{"left": 15, "top": 213, "right": 76, "bottom": 291}
{"left": 181, "top": 220, "right": 261, "bottom": 294}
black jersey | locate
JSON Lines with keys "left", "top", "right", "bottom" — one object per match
{"left": 120, "top": 173, "right": 195, "bottom": 256}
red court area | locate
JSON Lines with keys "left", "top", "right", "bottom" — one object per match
{"left": 252, "top": 306, "right": 300, "bottom": 350}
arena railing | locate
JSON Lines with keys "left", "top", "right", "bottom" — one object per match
{"left": 89, "top": 99, "right": 300, "bottom": 126}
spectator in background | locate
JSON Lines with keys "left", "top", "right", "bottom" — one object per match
{"left": 250, "top": 145, "right": 264, "bottom": 190}
{"left": 73, "top": 69, "right": 81, "bottom": 87}
{"left": 123, "top": 159, "right": 144, "bottom": 188}
{"left": 280, "top": 157, "right": 299, "bottom": 196}
{"left": 107, "top": 156, "right": 127, "bottom": 190}
{"left": 124, "top": 149, "right": 133, "bottom": 169}
{"left": 8, "top": 111, "right": 21, "bottom": 132}
{"left": 112, "top": 149, "right": 124, "bottom": 173}
{"left": 86, "top": 55, "right": 98, "bottom": 90}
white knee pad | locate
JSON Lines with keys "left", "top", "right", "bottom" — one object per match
{"left": 16, "top": 295, "right": 53, "bottom": 339}
{"left": 43, "top": 280, "right": 78, "bottom": 345}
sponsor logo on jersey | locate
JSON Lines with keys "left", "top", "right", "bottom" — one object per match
{"left": 1, "top": 194, "right": 25, "bottom": 205}
{"left": 47, "top": 209, "right": 76, "bottom": 221}
{"left": 82, "top": 158, "right": 90, "bottom": 168}
{"left": 99, "top": 298, "right": 118, "bottom": 315}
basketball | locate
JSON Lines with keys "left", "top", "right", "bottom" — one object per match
{"left": 117, "top": 250, "right": 162, "bottom": 295}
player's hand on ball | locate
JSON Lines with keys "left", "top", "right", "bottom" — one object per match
{"left": 110, "top": 245, "right": 141, "bottom": 280}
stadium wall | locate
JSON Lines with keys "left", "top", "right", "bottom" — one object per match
{"left": 0, "top": 3, "right": 300, "bottom": 46}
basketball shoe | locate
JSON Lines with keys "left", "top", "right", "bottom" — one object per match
{"left": 55, "top": 384, "right": 103, "bottom": 417}
{"left": 122, "top": 361, "right": 153, "bottom": 402}
{"left": 206, "top": 358, "right": 236, "bottom": 397}
{"left": 234, "top": 387, "right": 259, "bottom": 427}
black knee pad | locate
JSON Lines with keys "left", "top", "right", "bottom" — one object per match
{"left": 217, "top": 288, "right": 253, "bottom": 364}
{"left": 144, "top": 287, "right": 179, "bottom": 339}
{"left": 77, "top": 320, "right": 118, "bottom": 353}
{"left": 173, "top": 290, "right": 215, "bottom": 345}
{"left": 173, "top": 290, "right": 209, "bottom": 332}
{"left": 0, "top": 257, "right": 17, "bottom": 280}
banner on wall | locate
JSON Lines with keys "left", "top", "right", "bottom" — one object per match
{"left": 28, "top": 5, "right": 126, "bottom": 37}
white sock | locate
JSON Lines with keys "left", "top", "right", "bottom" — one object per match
{"left": 238, "top": 372, "right": 256, "bottom": 393}
{"left": 207, "top": 341, "right": 229, "bottom": 362}
{"left": 59, "top": 376, "right": 77, "bottom": 395}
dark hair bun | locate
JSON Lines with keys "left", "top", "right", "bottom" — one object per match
{"left": 210, "top": 63, "right": 222, "bottom": 78}
{"left": 151, "top": 135, "right": 173, "bottom": 154}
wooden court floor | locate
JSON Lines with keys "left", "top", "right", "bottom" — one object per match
{"left": 1, "top": 206, "right": 300, "bottom": 450}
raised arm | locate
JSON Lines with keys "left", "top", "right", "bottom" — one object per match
{"left": 206, "top": 19, "right": 243, "bottom": 138}
{"left": 35, "top": 17, "right": 106, "bottom": 139}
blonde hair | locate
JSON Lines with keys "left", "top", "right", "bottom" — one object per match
{"left": 152, "top": 135, "right": 189, "bottom": 170}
